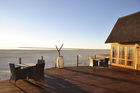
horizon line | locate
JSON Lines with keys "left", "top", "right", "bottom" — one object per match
{"left": 0, "top": 47, "right": 109, "bottom": 50}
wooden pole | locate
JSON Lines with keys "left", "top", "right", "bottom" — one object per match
{"left": 41, "top": 56, "right": 43, "bottom": 60}
{"left": 94, "top": 55, "right": 96, "bottom": 59}
{"left": 19, "top": 58, "right": 21, "bottom": 64}
{"left": 77, "top": 55, "right": 79, "bottom": 67}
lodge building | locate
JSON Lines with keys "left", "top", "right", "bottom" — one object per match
{"left": 105, "top": 12, "right": 140, "bottom": 70}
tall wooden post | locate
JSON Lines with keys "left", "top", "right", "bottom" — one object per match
{"left": 135, "top": 45, "right": 139, "bottom": 70}
{"left": 94, "top": 55, "right": 96, "bottom": 59}
{"left": 41, "top": 56, "right": 44, "bottom": 60}
{"left": 77, "top": 55, "right": 79, "bottom": 67}
{"left": 19, "top": 57, "right": 21, "bottom": 64}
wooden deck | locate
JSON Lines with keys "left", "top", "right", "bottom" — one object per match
{"left": 0, "top": 66, "right": 140, "bottom": 93}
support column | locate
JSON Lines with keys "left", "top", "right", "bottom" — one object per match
{"left": 135, "top": 44, "right": 139, "bottom": 70}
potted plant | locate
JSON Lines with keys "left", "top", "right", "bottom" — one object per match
{"left": 55, "top": 44, "right": 64, "bottom": 68}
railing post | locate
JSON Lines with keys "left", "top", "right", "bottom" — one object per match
{"left": 41, "top": 56, "right": 44, "bottom": 60}
{"left": 94, "top": 55, "right": 96, "bottom": 59}
{"left": 77, "top": 55, "right": 79, "bottom": 67}
{"left": 19, "top": 57, "right": 21, "bottom": 64}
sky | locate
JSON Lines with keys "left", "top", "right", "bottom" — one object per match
{"left": 0, "top": 0, "right": 140, "bottom": 49}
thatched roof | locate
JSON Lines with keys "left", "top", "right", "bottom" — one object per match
{"left": 105, "top": 12, "right": 140, "bottom": 44}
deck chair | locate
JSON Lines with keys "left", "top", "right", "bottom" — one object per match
{"left": 9, "top": 63, "right": 27, "bottom": 83}
{"left": 99, "top": 59, "right": 104, "bottom": 67}
{"left": 93, "top": 60, "right": 98, "bottom": 67}
{"left": 103, "top": 58, "right": 109, "bottom": 67}
{"left": 37, "top": 59, "right": 45, "bottom": 64}
{"left": 28, "top": 61, "right": 45, "bottom": 81}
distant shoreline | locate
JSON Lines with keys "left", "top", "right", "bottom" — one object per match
{"left": 0, "top": 48, "right": 110, "bottom": 51}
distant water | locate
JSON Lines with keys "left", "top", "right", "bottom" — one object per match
{"left": 0, "top": 49, "right": 109, "bottom": 80}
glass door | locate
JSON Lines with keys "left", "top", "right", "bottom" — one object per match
{"left": 111, "top": 46, "right": 118, "bottom": 64}
{"left": 118, "top": 46, "right": 125, "bottom": 65}
{"left": 126, "top": 46, "right": 135, "bottom": 68}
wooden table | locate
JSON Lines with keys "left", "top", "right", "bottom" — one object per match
{"left": 94, "top": 58, "right": 105, "bottom": 66}
{"left": 16, "top": 63, "right": 36, "bottom": 67}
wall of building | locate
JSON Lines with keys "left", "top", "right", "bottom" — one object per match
{"left": 110, "top": 43, "right": 140, "bottom": 70}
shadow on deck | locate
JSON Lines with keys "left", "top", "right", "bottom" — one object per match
{"left": 1, "top": 66, "right": 140, "bottom": 93}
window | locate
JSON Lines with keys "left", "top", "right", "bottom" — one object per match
{"left": 111, "top": 44, "right": 135, "bottom": 67}
{"left": 119, "top": 46, "right": 125, "bottom": 58}
{"left": 112, "top": 46, "right": 117, "bottom": 58}
{"left": 119, "top": 60, "right": 125, "bottom": 65}
{"left": 112, "top": 59, "right": 116, "bottom": 63}
{"left": 127, "top": 61, "right": 133, "bottom": 66}
{"left": 127, "top": 47, "right": 134, "bottom": 59}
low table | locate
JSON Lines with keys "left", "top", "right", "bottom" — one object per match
{"left": 93, "top": 58, "right": 105, "bottom": 66}
{"left": 16, "top": 63, "right": 36, "bottom": 67}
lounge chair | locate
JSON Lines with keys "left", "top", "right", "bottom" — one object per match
{"left": 37, "top": 59, "right": 45, "bottom": 64}
{"left": 93, "top": 60, "right": 98, "bottom": 67}
{"left": 28, "top": 61, "right": 45, "bottom": 81}
{"left": 103, "top": 58, "right": 109, "bottom": 67}
{"left": 99, "top": 59, "right": 104, "bottom": 67}
{"left": 9, "top": 63, "right": 27, "bottom": 83}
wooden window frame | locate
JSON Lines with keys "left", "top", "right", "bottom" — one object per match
{"left": 111, "top": 43, "right": 135, "bottom": 69}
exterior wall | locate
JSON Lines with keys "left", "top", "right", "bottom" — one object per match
{"left": 110, "top": 43, "right": 140, "bottom": 70}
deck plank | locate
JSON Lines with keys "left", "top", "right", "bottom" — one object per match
{"left": 0, "top": 66, "right": 140, "bottom": 93}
